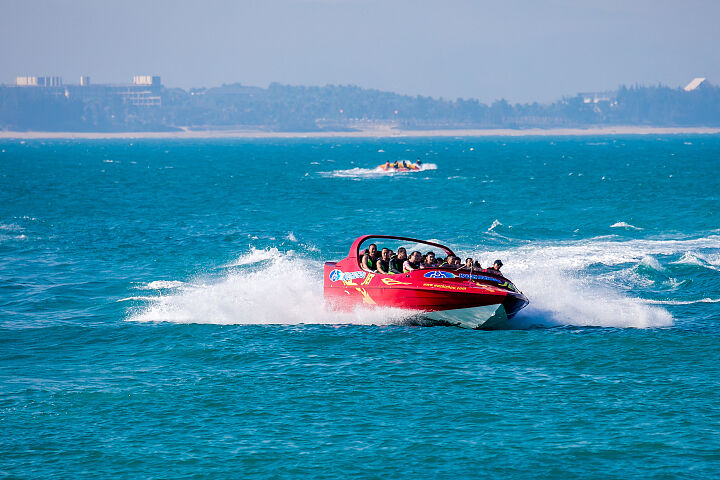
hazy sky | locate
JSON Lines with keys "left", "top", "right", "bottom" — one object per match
{"left": 2, "top": 0, "right": 718, "bottom": 103}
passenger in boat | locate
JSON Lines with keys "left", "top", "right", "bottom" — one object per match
{"left": 452, "top": 256, "right": 462, "bottom": 268}
{"left": 440, "top": 254, "right": 454, "bottom": 267}
{"left": 403, "top": 251, "right": 423, "bottom": 272}
{"left": 384, "top": 161, "right": 391, "bottom": 170}
{"left": 393, "top": 161, "right": 400, "bottom": 169}
{"left": 361, "top": 243, "right": 380, "bottom": 272}
{"left": 415, "top": 158, "right": 423, "bottom": 167}
{"left": 487, "top": 259, "right": 503, "bottom": 275}
{"left": 474, "top": 260, "right": 482, "bottom": 270}
{"left": 423, "top": 251, "right": 438, "bottom": 268}
{"left": 464, "top": 258, "right": 474, "bottom": 270}
{"left": 389, "top": 247, "right": 407, "bottom": 274}
{"left": 376, "top": 248, "right": 392, "bottom": 274}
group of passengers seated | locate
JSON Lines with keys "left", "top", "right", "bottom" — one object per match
{"left": 384, "top": 158, "right": 422, "bottom": 170}
{"left": 361, "top": 243, "right": 504, "bottom": 276}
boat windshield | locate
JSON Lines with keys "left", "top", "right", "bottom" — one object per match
{"left": 356, "top": 236, "right": 455, "bottom": 264}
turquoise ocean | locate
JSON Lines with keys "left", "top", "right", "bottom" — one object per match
{"left": 1, "top": 136, "right": 719, "bottom": 478}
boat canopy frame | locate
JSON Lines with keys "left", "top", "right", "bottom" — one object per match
{"left": 348, "top": 235, "right": 456, "bottom": 265}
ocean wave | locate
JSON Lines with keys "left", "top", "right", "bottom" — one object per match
{"left": 223, "top": 247, "right": 283, "bottom": 267}
{"left": 0, "top": 223, "right": 28, "bottom": 243}
{"left": 610, "top": 221, "right": 643, "bottom": 230}
{"left": 670, "top": 252, "right": 720, "bottom": 271}
{"left": 487, "top": 219, "right": 502, "bottom": 232}
{"left": 639, "top": 255, "right": 665, "bottom": 271}
{"left": 118, "top": 295, "right": 163, "bottom": 302}
{"left": 134, "top": 280, "right": 186, "bottom": 290}
{"left": 644, "top": 298, "right": 720, "bottom": 306}
{"left": 0, "top": 223, "right": 23, "bottom": 232}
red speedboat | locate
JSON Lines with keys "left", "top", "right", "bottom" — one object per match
{"left": 324, "top": 235, "right": 529, "bottom": 329}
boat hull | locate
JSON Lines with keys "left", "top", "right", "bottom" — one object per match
{"left": 323, "top": 261, "right": 529, "bottom": 329}
{"left": 423, "top": 304, "right": 508, "bottom": 330}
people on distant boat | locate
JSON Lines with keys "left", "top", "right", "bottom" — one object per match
{"left": 487, "top": 259, "right": 504, "bottom": 275}
{"left": 384, "top": 161, "right": 391, "bottom": 170}
{"left": 393, "top": 161, "right": 400, "bottom": 169}
{"left": 403, "top": 251, "right": 423, "bottom": 272}
{"left": 376, "top": 248, "right": 392, "bottom": 274}
{"left": 361, "top": 243, "right": 380, "bottom": 272}
{"left": 423, "top": 251, "right": 438, "bottom": 268}
{"left": 415, "top": 158, "right": 423, "bottom": 167}
{"left": 389, "top": 247, "right": 407, "bottom": 274}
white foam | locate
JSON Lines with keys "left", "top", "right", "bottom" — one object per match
{"left": 468, "top": 236, "right": 720, "bottom": 328}
{"left": 611, "top": 221, "right": 643, "bottom": 230}
{"left": 508, "top": 268, "right": 673, "bottom": 329}
{"left": 488, "top": 219, "right": 502, "bottom": 232}
{"left": 135, "top": 280, "right": 186, "bottom": 290}
{"left": 644, "top": 298, "right": 720, "bottom": 306}
{"left": 128, "top": 253, "right": 414, "bottom": 326}
{"left": 671, "top": 251, "right": 720, "bottom": 271}
{"left": 0, "top": 223, "right": 22, "bottom": 232}
{"left": 118, "top": 295, "right": 162, "bottom": 302}
{"left": 223, "top": 247, "right": 282, "bottom": 267}
{"left": 639, "top": 255, "right": 664, "bottom": 271}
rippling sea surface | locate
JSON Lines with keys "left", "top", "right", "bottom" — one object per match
{"left": 2, "top": 136, "right": 719, "bottom": 478}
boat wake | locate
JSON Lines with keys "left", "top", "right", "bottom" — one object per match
{"left": 126, "top": 249, "right": 414, "bottom": 326}
{"left": 321, "top": 163, "right": 437, "bottom": 178}
{"left": 125, "top": 235, "right": 720, "bottom": 329}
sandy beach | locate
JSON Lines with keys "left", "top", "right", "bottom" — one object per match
{"left": 1, "top": 126, "right": 719, "bottom": 140}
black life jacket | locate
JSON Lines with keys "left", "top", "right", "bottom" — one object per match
{"left": 389, "top": 255, "right": 404, "bottom": 273}
{"left": 377, "top": 258, "right": 390, "bottom": 273}
{"left": 363, "top": 254, "right": 378, "bottom": 271}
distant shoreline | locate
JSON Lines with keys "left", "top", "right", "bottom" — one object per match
{"left": 1, "top": 126, "right": 720, "bottom": 140}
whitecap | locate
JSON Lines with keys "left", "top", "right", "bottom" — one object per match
{"left": 639, "top": 255, "right": 664, "bottom": 271}
{"left": 135, "top": 280, "right": 186, "bottom": 290}
{"left": 488, "top": 219, "right": 502, "bottom": 232}
{"left": 644, "top": 298, "right": 720, "bottom": 306}
{"left": 610, "top": 222, "right": 643, "bottom": 230}
{"left": 223, "top": 247, "right": 283, "bottom": 267}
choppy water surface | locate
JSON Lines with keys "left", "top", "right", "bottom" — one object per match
{"left": 2, "top": 137, "right": 719, "bottom": 478}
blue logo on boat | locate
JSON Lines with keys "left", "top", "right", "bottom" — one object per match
{"left": 424, "top": 271, "right": 456, "bottom": 279}
{"left": 329, "top": 269, "right": 366, "bottom": 282}
{"left": 458, "top": 273, "right": 502, "bottom": 282}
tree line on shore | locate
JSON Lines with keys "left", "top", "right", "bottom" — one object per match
{"left": 0, "top": 81, "right": 718, "bottom": 132}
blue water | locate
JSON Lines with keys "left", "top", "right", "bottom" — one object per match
{"left": 2, "top": 136, "right": 719, "bottom": 478}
